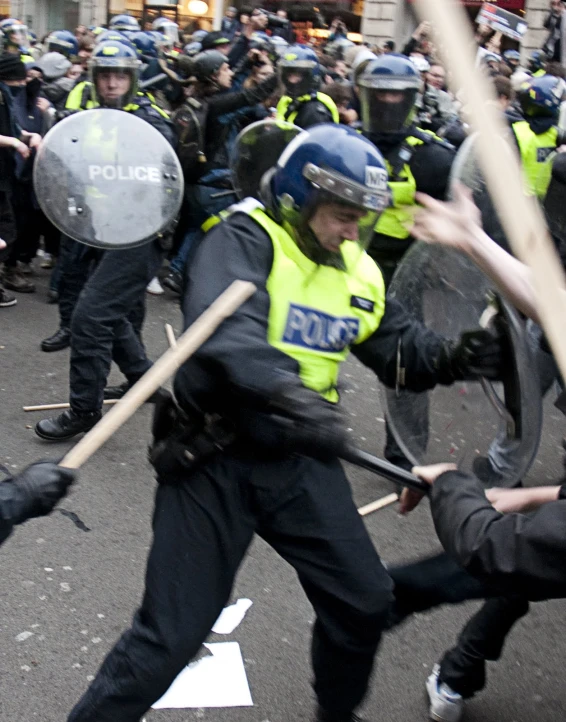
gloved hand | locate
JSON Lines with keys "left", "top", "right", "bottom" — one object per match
{"left": 2, "top": 462, "right": 76, "bottom": 525}
{"left": 440, "top": 329, "right": 503, "bottom": 381}
{"left": 268, "top": 379, "right": 348, "bottom": 461}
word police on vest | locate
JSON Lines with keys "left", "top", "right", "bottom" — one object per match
{"left": 88, "top": 165, "right": 162, "bottom": 183}
{"left": 283, "top": 304, "right": 359, "bottom": 352}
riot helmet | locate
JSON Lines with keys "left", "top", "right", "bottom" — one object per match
{"left": 356, "top": 54, "right": 421, "bottom": 135}
{"left": 279, "top": 45, "right": 322, "bottom": 99}
{"left": 46, "top": 30, "right": 79, "bottom": 58}
{"left": 152, "top": 17, "right": 180, "bottom": 46}
{"left": 503, "top": 49, "right": 521, "bottom": 71}
{"left": 95, "top": 30, "right": 136, "bottom": 51}
{"left": 270, "top": 35, "right": 289, "bottom": 57}
{"left": 267, "top": 124, "right": 390, "bottom": 266}
{"left": 129, "top": 31, "right": 158, "bottom": 59}
{"left": 191, "top": 30, "right": 209, "bottom": 43}
{"left": 109, "top": 14, "right": 141, "bottom": 33}
{"left": 518, "top": 75, "right": 564, "bottom": 119}
{"left": 528, "top": 50, "right": 547, "bottom": 74}
{"left": 201, "top": 31, "right": 231, "bottom": 53}
{"left": 89, "top": 40, "right": 141, "bottom": 109}
{"left": 183, "top": 41, "right": 202, "bottom": 58}
{"left": 230, "top": 119, "right": 302, "bottom": 200}
{"left": 0, "top": 19, "right": 29, "bottom": 53}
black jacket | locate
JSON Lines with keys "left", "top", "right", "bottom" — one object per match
{"left": 284, "top": 98, "right": 335, "bottom": 129}
{"left": 174, "top": 210, "right": 454, "bottom": 421}
{"left": 430, "top": 471, "right": 566, "bottom": 601}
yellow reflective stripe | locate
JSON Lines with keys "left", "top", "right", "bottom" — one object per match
{"left": 276, "top": 93, "right": 339, "bottom": 124}
{"left": 512, "top": 120, "right": 557, "bottom": 197}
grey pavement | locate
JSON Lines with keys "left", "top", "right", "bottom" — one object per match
{"left": 0, "top": 267, "right": 565, "bottom": 722}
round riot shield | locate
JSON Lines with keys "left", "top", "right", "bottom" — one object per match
{"left": 33, "top": 109, "right": 183, "bottom": 249}
{"left": 385, "top": 241, "right": 542, "bottom": 487}
{"left": 230, "top": 119, "right": 303, "bottom": 200}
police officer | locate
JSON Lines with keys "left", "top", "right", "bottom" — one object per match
{"left": 109, "top": 14, "right": 141, "bottom": 33}
{"left": 276, "top": 44, "right": 339, "bottom": 128}
{"left": 45, "top": 29, "right": 79, "bottom": 59}
{"left": 511, "top": 74, "right": 565, "bottom": 198}
{"left": 0, "top": 461, "right": 75, "bottom": 545}
{"left": 0, "top": 19, "right": 34, "bottom": 63}
{"left": 67, "top": 124, "right": 502, "bottom": 722}
{"left": 35, "top": 40, "right": 176, "bottom": 441}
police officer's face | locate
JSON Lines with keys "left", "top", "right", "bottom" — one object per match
{"left": 96, "top": 71, "right": 132, "bottom": 104}
{"left": 309, "top": 203, "right": 365, "bottom": 252}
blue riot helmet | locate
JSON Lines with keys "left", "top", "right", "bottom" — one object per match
{"left": 518, "top": 75, "right": 564, "bottom": 119}
{"left": 109, "top": 14, "right": 141, "bottom": 33}
{"left": 270, "top": 35, "right": 289, "bottom": 57}
{"left": 46, "top": 30, "right": 79, "bottom": 58}
{"left": 191, "top": 30, "right": 209, "bottom": 43}
{"left": 129, "top": 31, "right": 158, "bottom": 59}
{"left": 279, "top": 45, "right": 322, "bottom": 99}
{"left": 268, "top": 124, "right": 391, "bottom": 264}
{"left": 152, "top": 17, "right": 180, "bottom": 46}
{"left": 89, "top": 40, "right": 141, "bottom": 109}
{"left": 95, "top": 30, "right": 135, "bottom": 51}
{"left": 356, "top": 54, "right": 421, "bottom": 134}
{"left": 183, "top": 41, "right": 202, "bottom": 58}
{"left": 503, "top": 49, "right": 521, "bottom": 70}
{"left": 0, "top": 19, "right": 29, "bottom": 52}
{"left": 528, "top": 50, "right": 547, "bottom": 74}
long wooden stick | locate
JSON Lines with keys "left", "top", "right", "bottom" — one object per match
{"left": 60, "top": 281, "right": 256, "bottom": 469}
{"left": 24, "top": 400, "right": 119, "bottom": 412}
{"left": 165, "top": 323, "right": 177, "bottom": 349}
{"left": 358, "top": 493, "right": 399, "bottom": 517}
{"left": 415, "top": 0, "right": 566, "bottom": 384}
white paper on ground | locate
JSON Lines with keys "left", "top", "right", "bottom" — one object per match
{"left": 212, "top": 597, "right": 253, "bottom": 634}
{"left": 151, "top": 642, "right": 253, "bottom": 709}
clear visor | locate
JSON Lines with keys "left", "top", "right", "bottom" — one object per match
{"left": 360, "top": 86, "right": 418, "bottom": 134}
{"left": 9, "top": 25, "right": 28, "bottom": 49}
{"left": 357, "top": 75, "right": 421, "bottom": 92}
{"left": 303, "top": 162, "right": 390, "bottom": 214}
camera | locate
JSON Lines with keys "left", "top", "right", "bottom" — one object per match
{"left": 261, "top": 10, "right": 290, "bottom": 29}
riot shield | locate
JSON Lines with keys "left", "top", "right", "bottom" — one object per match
{"left": 33, "top": 109, "right": 183, "bottom": 249}
{"left": 230, "top": 119, "right": 303, "bottom": 200}
{"left": 385, "top": 241, "right": 542, "bottom": 486}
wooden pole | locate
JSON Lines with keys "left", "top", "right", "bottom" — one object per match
{"left": 358, "top": 493, "right": 399, "bottom": 517}
{"left": 165, "top": 323, "right": 177, "bottom": 349}
{"left": 24, "top": 400, "right": 118, "bottom": 413}
{"left": 415, "top": 0, "right": 566, "bottom": 384}
{"left": 60, "top": 281, "right": 256, "bottom": 470}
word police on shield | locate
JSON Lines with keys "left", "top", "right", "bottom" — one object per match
{"left": 33, "top": 109, "right": 184, "bottom": 250}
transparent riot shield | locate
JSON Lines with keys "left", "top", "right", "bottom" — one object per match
{"left": 34, "top": 109, "right": 184, "bottom": 249}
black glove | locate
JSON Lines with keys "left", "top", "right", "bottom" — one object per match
{"left": 439, "top": 329, "right": 503, "bottom": 382}
{"left": 0, "top": 462, "right": 76, "bottom": 525}
{"left": 268, "top": 379, "right": 347, "bottom": 461}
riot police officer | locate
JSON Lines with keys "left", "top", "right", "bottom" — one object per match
{"left": 67, "top": 124, "right": 502, "bottom": 722}
{"left": 35, "top": 40, "right": 176, "bottom": 441}
{"left": 276, "top": 44, "right": 339, "bottom": 128}
{"left": 45, "top": 29, "right": 79, "bottom": 59}
{"left": 511, "top": 74, "right": 565, "bottom": 198}
{"left": 0, "top": 18, "right": 34, "bottom": 63}
{"left": 109, "top": 14, "right": 141, "bottom": 33}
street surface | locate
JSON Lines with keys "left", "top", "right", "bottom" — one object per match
{"left": 1, "top": 268, "right": 565, "bottom": 722}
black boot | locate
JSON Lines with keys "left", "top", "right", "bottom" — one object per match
{"left": 35, "top": 409, "right": 102, "bottom": 441}
{"left": 315, "top": 708, "right": 365, "bottom": 722}
{"left": 41, "top": 327, "right": 71, "bottom": 352}
{"left": 104, "top": 380, "right": 169, "bottom": 404}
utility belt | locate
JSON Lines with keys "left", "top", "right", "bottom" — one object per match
{"left": 148, "top": 393, "right": 236, "bottom": 481}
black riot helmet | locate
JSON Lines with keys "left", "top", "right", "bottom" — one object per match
{"left": 191, "top": 50, "right": 227, "bottom": 83}
{"left": 356, "top": 54, "right": 421, "bottom": 135}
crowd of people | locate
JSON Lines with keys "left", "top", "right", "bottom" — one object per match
{"left": 1, "top": 3, "right": 566, "bottom": 722}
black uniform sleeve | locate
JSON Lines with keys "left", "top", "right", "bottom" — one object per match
{"left": 409, "top": 141, "right": 456, "bottom": 199}
{"left": 174, "top": 213, "right": 300, "bottom": 413}
{"left": 227, "top": 34, "right": 251, "bottom": 69}
{"left": 132, "top": 103, "right": 177, "bottom": 148}
{"left": 430, "top": 470, "right": 566, "bottom": 600}
{"left": 351, "top": 297, "right": 449, "bottom": 392}
{"left": 293, "top": 101, "right": 335, "bottom": 129}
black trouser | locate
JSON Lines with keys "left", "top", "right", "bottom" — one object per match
{"left": 67, "top": 453, "right": 394, "bottom": 721}
{"left": 8, "top": 180, "right": 41, "bottom": 265}
{"left": 0, "top": 189, "right": 16, "bottom": 265}
{"left": 57, "top": 236, "right": 99, "bottom": 329}
{"left": 389, "top": 553, "right": 530, "bottom": 698}
{"left": 69, "top": 241, "right": 162, "bottom": 413}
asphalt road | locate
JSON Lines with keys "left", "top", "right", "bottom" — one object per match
{"left": 1, "top": 268, "right": 565, "bottom": 722}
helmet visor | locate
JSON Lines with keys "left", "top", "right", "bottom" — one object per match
{"left": 359, "top": 86, "right": 418, "bottom": 134}
{"left": 161, "top": 24, "right": 179, "bottom": 45}
{"left": 90, "top": 58, "right": 140, "bottom": 108}
{"left": 280, "top": 65, "right": 315, "bottom": 98}
{"left": 9, "top": 25, "right": 28, "bottom": 50}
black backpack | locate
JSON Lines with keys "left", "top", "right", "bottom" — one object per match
{"left": 172, "top": 96, "right": 209, "bottom": 183}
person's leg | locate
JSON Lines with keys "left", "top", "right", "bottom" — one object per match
{"left": 69, "top": 242, "right": 160, "bottom": 413}
{"left": 257, "top": 457, "right": 393, "bottom": 718}
{"left": 438, "top": 596, "right": 530, "bottom": 698}
{"left": 68, "top": 454, "right": 256, "bottom": 722}
{"left": 2, "top": 182, "right": 35, "bottom": 292}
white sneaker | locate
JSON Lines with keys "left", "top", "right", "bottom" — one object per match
{"left": 426, "top": 664, "right": 464, "bottom": 722}
{"left": 146, "top": 277, "right": 164, "bottom": 295}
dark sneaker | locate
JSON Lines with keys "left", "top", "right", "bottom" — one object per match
{"left": 472, "top": 456, "right": 522, "bottom": 488}
{"left": 104, "top": 380, "right": 169, "bottom": 404}
{"left": 41, "top": 327, "right": 71, "bottom": 352}
{"left": 18, "top": 261, "right": 34, "bottom": 276}
{"left": 162, "top": 270, "right": 183, "bottom": 295}
{"left": 35, "top": 409, "right": 102, "bottom": 441}
{"left": 46, "top": 289, "right": 59, "bottom": 304}
{"left": 3, "top": 267, "right": 35, "bottom": 293}
{"left": 0, "top": 286, "right": 16, "bottom": 307}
